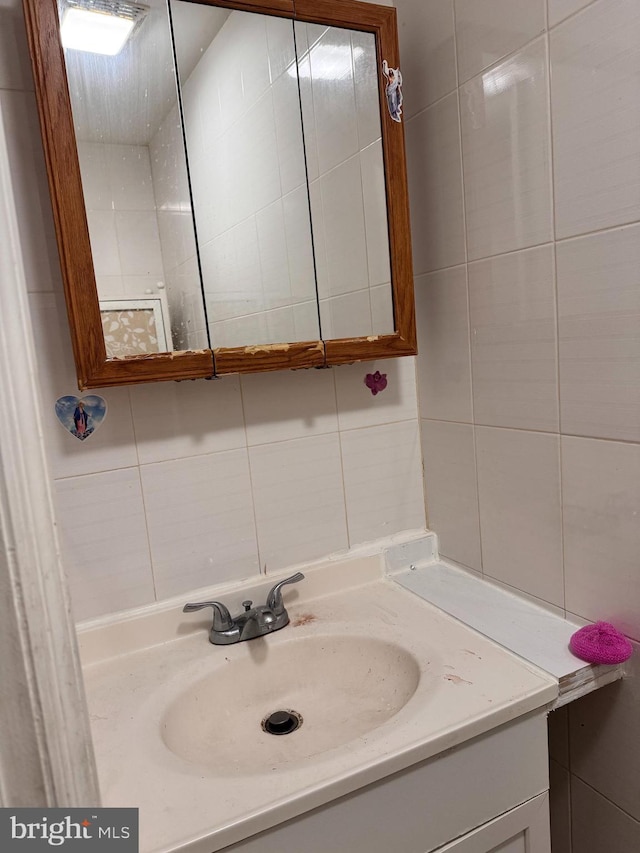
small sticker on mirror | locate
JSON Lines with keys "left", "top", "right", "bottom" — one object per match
{"left": 382, "top": 60, "right": 403, "bottom": 123}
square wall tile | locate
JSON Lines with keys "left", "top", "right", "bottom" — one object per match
{"left": 55, "top": 468, "right": 155, "bottom": 621}
{"left": 461, "top": 38, "right": 553, "bottom": 260}
{"left": 549, "top": 0, "right": 595, "bottom": 27}
{"left": 141, "top": 450, "right": 259, "bottom": 599}
{"left": 249, "top": 434, "right": 348, "bottom": 572}
{"left": 571, "top": 777, "right": 640, "bottom": 853}
{"left": 551, "top": 0, "right": 640, "bottom": 238}
{"left": 241, "top": 368, "right": 338, "bottom": 446}
{"left": 570, "top": 644, "right": 640, "bottom": 823}
{"left": 28, "top": 293, "right": 139, "bottom": 479}
{"left": 562, "top": 436, "right": 640, "bottom": 642}
{"left": 341, "top": 421, "right": 425, "bottom": 545}
{"left": 421, "top": 419, "right": 481, "bottom": 570}
{"left": 335, "top": 357, "right": 418, "bottom": 431}
{"left": 454, "top": 0, "right": 546, "bottom": 83}
{"left": 476, "top": 427, "right": 564, "bottom": 607}
{"left": 415, "top": 266, "right": 473, "bottom": 424}
{"left": 405, "top": 92, "right": 466, "bottom": 275}
{"left": 395, "top": 0, "right": 457, "bottom": 115}
{"left": 130, "top": 375, "right": 246, "bottom": 465}
{"left": 557, "top": 223, "right": 640, "bottom": 442}
{"left": 469, "top": 245, "right": 559, "bottom": 432}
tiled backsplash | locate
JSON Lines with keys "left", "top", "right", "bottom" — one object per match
{"left": 396, "top": 2, "right": 640, "bottom": 850}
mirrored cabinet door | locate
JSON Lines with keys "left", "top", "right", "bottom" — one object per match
{"left": 62, "top": 0, "right": 210, "bottom": 357}
{"left": 170, "top": 4, "right": 322, "bottom": 352}
{"left": 24, "top": 0, "right": 415, "bottom": 388}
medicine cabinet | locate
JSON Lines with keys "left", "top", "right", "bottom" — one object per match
{"left": 24, "top": 0, "right": 416, "bottom": 388}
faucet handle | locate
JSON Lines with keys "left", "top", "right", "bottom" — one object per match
{"left": 183, "top": 600, "right": 234, "bottom": 632}
{"left": 266, "top": 572, "right": 305, "bottom": 615}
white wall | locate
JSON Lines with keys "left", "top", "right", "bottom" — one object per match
{"left": 394, "top": 1, "right": 640, "bottom": 850}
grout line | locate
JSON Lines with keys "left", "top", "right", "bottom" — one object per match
{"left": 134, "top": 464, "right": 158, "bottom": 601}
{"left": 404, "top": 86, "right": 459, "bottom": 125}
{"left": 549, "top": 0, "right": 602, "bottom": 32}
{"left": 544, "top": 26, "right": 568, "bottom": 614}
{"left": 556, "top": 217, "right": 640, "bottom": 245}
{"left": 332, "top": 370, "right": 352, "bottom": 550}
{"left": 126, "top": 395, "right": 159, "bottom": 601}
{"left": 237, "top": 376, "right": 263, "bottom": 575}
{"left": 457, "top": 28, "right": 549, "bottom": 90}
{"left": 418, "top": 419, "right": 640, "bottom": 446}
{"left": 418, "top": 218, "right": 640, "bottom": 273}
{"left": 452, "top": 0, "right": 483, "bottom": 576}
{"left": 571, "top": 775, "right": 640, "bottom": 827}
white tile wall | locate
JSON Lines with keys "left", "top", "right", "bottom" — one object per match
{"left": 395, "top": 0, "right": 640, "bottom": 842}
{"left": 55, "top": 468, "right": 155, "bottom": 619}
{"left": 405, "top": 91, "right": 466, "bottom": 275}
{"left": 548, "top": 0, "right": 595, "bottom": 28}
{"left": 340, "top": 421, "right": 425, "bottom": 545}
{"left": 415, "top": 265, "right": 472, "bottom": 423}
{"left": 551, "top": 0, "right": 640, "bottom": 238}
{"left": 421, "top": 419, "right": 481, "bottom": 570}
{"left": 469, "top": 245, "right": 559, "bottom": 432}
{"left": 460, "top": 37, "right": 553, "bottom": 260}
{"left": 454, "top": 0, "right": 546, "bottom": 83}
{"left": 476, "top": 427, "right": 564, "bottom": 607}
{"left": 562, "top": 436, "right": 640, "bottom": 642}
{"left": 249, "top": 434, "right": 348, "bottom": 572}
{"left": 395, "top": 0, "right": 457, "bottom": 116}
{"left": 140, "top": 450, "right": 259, "bottom": 599}
{"left": 557, "top": 223, "right": 640, "bottom": 442}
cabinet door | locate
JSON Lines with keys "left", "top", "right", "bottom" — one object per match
{"left": 434, "top": 793, "right": 550, "bottom": 853}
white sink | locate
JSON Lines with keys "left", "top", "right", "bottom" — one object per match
{"left": 80, "top": 556, "right": 557, "bottom": 853}
{"left": 161, "top": 635, "right": 421, "bottom": 774}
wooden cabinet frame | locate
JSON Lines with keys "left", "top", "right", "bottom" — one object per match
{"left": 23, "top": 0, "right": 416, "bottom": 389}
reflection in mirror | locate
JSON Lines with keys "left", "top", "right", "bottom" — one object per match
{"left": 296, "top": 22, "right": 394, "bottom": 339}
{"left": 171, "top": 3, "right": 321, "bottom": 349}
{"left": 60, "top": 0, "right": 209, "bottom": 356}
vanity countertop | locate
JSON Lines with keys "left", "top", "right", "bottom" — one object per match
{"left": 79, "top": 556, "right": 557, "bottom": 853}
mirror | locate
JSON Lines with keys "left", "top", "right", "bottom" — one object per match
{"left": 25, "top": 0, "right": 416, "bottom": 388}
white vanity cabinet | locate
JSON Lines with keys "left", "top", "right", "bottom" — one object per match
{"left": 435, "top": 794, "right": 550, "bottom": 853}
{"left": 218, "top": 711, "right": 551, "bottom": 853}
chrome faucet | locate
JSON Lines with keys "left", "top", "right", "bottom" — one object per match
{"left": 183, "top": 572, "right": 305, "bottom": 645}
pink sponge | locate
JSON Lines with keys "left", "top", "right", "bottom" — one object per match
{"left": 569, "top": 622, "right": 633, "bottom": 665}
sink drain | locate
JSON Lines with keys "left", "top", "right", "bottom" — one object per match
{"left": 261, "top": 709, "right": 303, "bottom": 736}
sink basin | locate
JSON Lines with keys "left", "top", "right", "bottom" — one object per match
{"left": 161, "top": 634, "right": 421, "bottom": 774}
